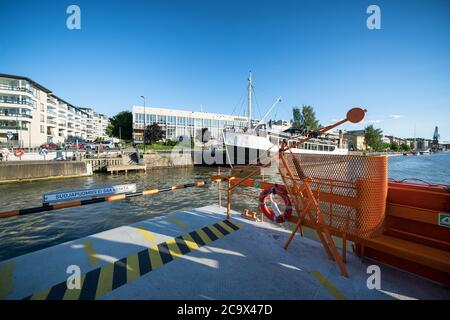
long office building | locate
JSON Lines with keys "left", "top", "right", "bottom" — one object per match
{"left": 132, "top": 106, "right": 248, "bottom": 143}
{"left": 0, "top": 74, "right": 109, "bottom": 147}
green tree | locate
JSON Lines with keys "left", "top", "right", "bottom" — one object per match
{"left": 292, "top": 107, "right": 302, "bottom": 129}
{"left": 364, "top": 125, "right": 383, "bottom": 151}
{"left": 400, "top": 143, "right": 411, "bottom": 151}
{"left": 144, "top": 122, "right": 165, "bottom": 144}
{"left": 382, "top": 142, "right": 391, "bottom": 151}
{"left": 292, "top": 105, "right": 320, "bottom": 131}
{"left": 390, "top": 142, "right": 399, "bottom": 151}
{"left": 107, "top": 111, "right": 133, "bottom": 140}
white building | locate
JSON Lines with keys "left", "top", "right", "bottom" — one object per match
{"left": 79, "top": 107, "right": 109, "bottom": 142}
{"left": 132, "top": 106, "right": 248, "bottom": 144}
{"left": 0, "top": 74, "right": 109, "bottom": 147}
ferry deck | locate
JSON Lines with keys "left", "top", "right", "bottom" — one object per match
{"left": 1, "top": 205, "right": 448, "bottom": 300}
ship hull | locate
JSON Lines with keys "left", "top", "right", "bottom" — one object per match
{"left": 223, "top": 131, "right": 348, "bottom": 165}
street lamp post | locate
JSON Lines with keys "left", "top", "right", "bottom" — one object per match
{"left": 16, "top": 113, "right": 20, "bottom": 148}
{"left": 140, "top": 95, "right": 146, "bottom": 154}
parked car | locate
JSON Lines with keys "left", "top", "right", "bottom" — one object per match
{"left": 85, "top": 141, "right": 119, "bottom": 150}
{"left": 65, "top": 142, "right": 84, "bottom": 150}
{"left": 84, "top": 143, "right": 98, "bottom": 150}
{"left": 102, "top": 141, "right": 120, "bottom": 150}
{"left": 40, "top": 143, "right": 59, "bottom": 150}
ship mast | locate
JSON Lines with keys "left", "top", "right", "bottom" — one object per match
{"left": 414, "top": 123, "right": 417, "bottom": 151}
{"left": 247, "top": 71, "right": 253, "bottom": 130}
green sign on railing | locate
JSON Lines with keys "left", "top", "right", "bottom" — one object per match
{"left": 438, "top": 213, "right": 450, "bottom": 228}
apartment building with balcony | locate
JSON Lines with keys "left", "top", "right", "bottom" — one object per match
{"left": 132, "top": 106, "right": 248, "bottom": 144}
{"left": 0, "top": 74, "right": 109, "bottom": 147}
{"left": 79, "top": 107, "right": 109, "bottom": 142}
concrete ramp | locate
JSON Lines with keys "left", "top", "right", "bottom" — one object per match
{"left": 0, "top": 205, "right": 448, "bottom": 300}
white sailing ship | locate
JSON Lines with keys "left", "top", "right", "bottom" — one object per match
{"left": 223, "top": 72, "right": 348, "bottom": 164}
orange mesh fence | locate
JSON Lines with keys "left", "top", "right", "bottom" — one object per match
{"left": 279, "top": 153, "right": 388, "bottom": 238}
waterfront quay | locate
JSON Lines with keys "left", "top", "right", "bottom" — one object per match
{"left": 0, "top": 148, "right": 251, "bottom": 184}
{"left": 0, "top": 160, "right": 91, "bottom": 184}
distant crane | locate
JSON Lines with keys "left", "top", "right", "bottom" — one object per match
{"left": 432, "top": 126, "right": 440, "bottom": 151}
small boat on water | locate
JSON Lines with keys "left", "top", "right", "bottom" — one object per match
{"left": 420, "top": 149, "right": 431, "bottom": 155}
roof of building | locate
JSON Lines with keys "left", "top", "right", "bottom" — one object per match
{"left": 0, "top": 73, "right": 97, "bottom": 116}
{"left": 344, "top": 130, "right": 365, "bottom": 135}
{"left": 0, "top": 73, "right": 52, "bottom": 93}
{"left": 132, "top": 105, "right": 248, "bottom": 121}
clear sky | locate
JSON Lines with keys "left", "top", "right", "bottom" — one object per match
{"left": 0, "top": 0, "right": 449, "bottom": 141}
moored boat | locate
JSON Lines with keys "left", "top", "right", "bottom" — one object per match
{"left": 223, "top": 72, "right": 348, "bottom": 165}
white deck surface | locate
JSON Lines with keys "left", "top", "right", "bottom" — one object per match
{"left": 0, "top": 205, "right": 449, "bottom": 300}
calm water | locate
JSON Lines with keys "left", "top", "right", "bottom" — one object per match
{"left": 388, "top": 151, "right": 450, "bottom": 185}
{"left": 0, "top": 152, "right": 449, "bottom": 261}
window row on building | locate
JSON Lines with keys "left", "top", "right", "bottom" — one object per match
{"left": 132, "top": 106, "right": 248, "bottom": 143}
{"left": 0, "top": 74, "right": 109, "bottom": 147}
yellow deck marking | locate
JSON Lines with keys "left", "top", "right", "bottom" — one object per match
{"left": 126, "top": 254, "right": 141, "bottom": 282}
{"left": 310, "top": 270, "right": 347, "bottom": 300}
{"left": 208, "top": 225, "right": 224, "bottom": 239}
{"left": 95, "top": 262, "right": 114, "bottom": 298}
{"left": 218, "top": 221, "right": 235, "bottom": 233}
{"left": 0, "top": 262, "right": 15, "bottom": 299}
{"left": 165, "top": 239, "right": 183, "bottom": 258}
{"left": 17, "top": 220, "right": 240, "bottom": 300}
{"left": 196, "top": 229, "right": 213, "bottom": 244}
{"left": 30, "top": 288, "right": 51, "bottom": 300}
{"left": 134, "top": 227, "right": 156, "bottom": 244}
{"left": 149, "top": 246, "right": 163, "bottom": 269}
{"left": 63, "top": 274, "right": 86, "bottom": 300}
{"left": 83, "top": 240, "right": 100, "bottom": 267}
{"left": 168, "top": 217, "right": 189, "bottom": 229}
{"left": 181, "top": 234, "right": 200, "bottom": 250}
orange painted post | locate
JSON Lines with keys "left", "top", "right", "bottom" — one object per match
{"left": 279, "top": 149, "right": 351, "bottom": 276}
{"left": 342, "top": 233, "right": 347, "bottom": 264}
{"left": 323, "top": 228, "right": 349, "bottom": 277}
{"left": 284, "top": 219, "right": 302, "bottom": 250}
{"left": 284, "top": 203, "right": 310, "bottom": 250}
{"left": 227, "top": 179, "right": 231, "bottom": 220}
{"left": 279, "top": 152, "right": 334, "bottom": 260}
{"left": 303, "top": 181, "right": 335, "bottom": 261}
{"left": 218, "top": 167, "right": 221, "bottom": 207}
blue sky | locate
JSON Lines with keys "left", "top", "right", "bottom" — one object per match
{"left": 0, "top": 0, "right": 449, "bottom": 141}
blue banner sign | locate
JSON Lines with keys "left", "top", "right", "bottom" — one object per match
{"left": 43, "top": 184, "right": 137, "bottom": 203}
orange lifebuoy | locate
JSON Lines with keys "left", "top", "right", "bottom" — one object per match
{"left": 259, "top": 187, "right": 293, "bottom": 223}
{"left": 14, "top": 149, "right": 25, "bottom": 157}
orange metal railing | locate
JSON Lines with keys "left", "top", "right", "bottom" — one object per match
{"left": 279, "top": 153, "right": 388, "bottom": 238}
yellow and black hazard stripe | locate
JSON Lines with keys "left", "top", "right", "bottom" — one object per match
{"left": 0, "top": 181, "right": 207, "bottom": 219}
{"left": 24, "top": 219, "right": 240, "bottom": 300}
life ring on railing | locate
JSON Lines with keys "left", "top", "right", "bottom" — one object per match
{"left": 14, "top": 149, "right": 25, "bottom": 157}
{"left": 259, "top": 187, "right": 293, "bottom": 223}
{"left": 39, "top": 148, "right": 49, "bottom": 156}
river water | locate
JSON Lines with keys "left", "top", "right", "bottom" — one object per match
{"left": 0, "top": 152, "right": 449, "bottom": 261}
